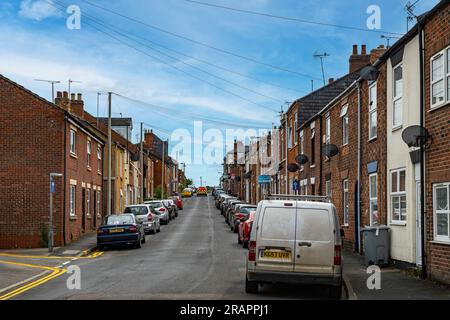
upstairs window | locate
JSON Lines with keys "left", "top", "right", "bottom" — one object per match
{"left": 87, "top": 140, "right": 91, "bottom": 168}
{"left": 310, "top": 127, "right": 316, "bottom": 166}
{"left": 393, "top": 64, "right": 403, "bottom": 129}
{"left": 70, "top": 129, "right": 76, "bottom": 155}
{"left": 325, "top": 112, "right": 331, "bottom": 144}
{"left": 430, "top": 47, "right": 450, "bottom": 109}
{"left": 340, "top": 105, "right": 349, "bottom": 145}
{"left": 369, "top": 82, "right": 377, "bottom": 140}
{"left": 97, "top": 146, "right": 102, "bottom": 172}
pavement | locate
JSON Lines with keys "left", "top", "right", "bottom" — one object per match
{"left": 343, "top": 250, "right": 450, "bottom": 300}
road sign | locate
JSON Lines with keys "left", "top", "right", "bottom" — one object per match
{"left": 293, "top": 179, "right": 299, "bottom": 191}
{"left": 50, "top": 180, "right": 56, "bottom": 193}
{"left": 258, "top": 175, "right": 271, "bottom": 184}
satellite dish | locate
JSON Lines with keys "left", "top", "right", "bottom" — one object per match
{"left": 296, "top": 154, "right": 309, "bottom": 165}
{"left": 244, "top": 172, "right": 252, "bottom": 179}
{"left": 287, "top": 163, "right": 299, "bottom": 172}
{"left": 130, "top": 153, "right": 140, "bottom": 161}
{"left": 235, "top": 176, "right": 241, "bottom": 182}
{"left": 322, "top": 144, "right": 339, "bottom": 157}
{"left": 359, "top": 65, "right": 380, "bottom": 81}
{"left": 402, "top": 125, "right": 429, "bottom": 148}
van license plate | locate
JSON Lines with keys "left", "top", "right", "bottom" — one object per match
{"left": 262, "top": 250, "right": 291, "bottom": 259}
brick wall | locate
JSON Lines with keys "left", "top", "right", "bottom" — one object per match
{"left": 424, "top": 1, "right": 450, "bottom": 284}
{"left": 0, "top": 76, "right": 65, "bottom": 248}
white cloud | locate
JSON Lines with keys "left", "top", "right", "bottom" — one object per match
{"left": 19, "top": 0, "right": 61, "bottom": 21}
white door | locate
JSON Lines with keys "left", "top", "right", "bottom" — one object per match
{"left": 294, "top": 207, "right": 334, "bottom": 274}
{"left": 416, "top": 181, "right": 422, "bottom": 266}
{"left": 255, "top": 205, "right": 296, "bottom": 272}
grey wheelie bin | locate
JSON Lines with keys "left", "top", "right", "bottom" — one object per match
{"left": 362, "top": 225, "right": 390, "bottom": 266}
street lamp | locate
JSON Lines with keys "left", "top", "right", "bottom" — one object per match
{"left": 49, "top": 173, "right": 63, "bottom": 253}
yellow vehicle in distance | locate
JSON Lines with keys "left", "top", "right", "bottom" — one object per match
{"left": 182, "top": 188, "right": 193, "bottom": 198}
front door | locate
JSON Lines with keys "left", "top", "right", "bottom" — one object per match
{"left": 82, "top": 188, "right": 86, "bottom": 232}
{"left": 416, "top": 181, "right": 422, "bottom": 266}
{"left": 93, "top": 191, "right": 97, "bottom": 228}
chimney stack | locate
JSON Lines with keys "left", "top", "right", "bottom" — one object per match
{"left": 349, "top": 44, "right": 371, "bottom": 73}
{"left": 370, "top": 44, "right": 387, "bottom": 64}
{"left": 55, "top": 91, "right": 70, "bottom": 110}
{"left": 70, "top": 92, "right": 84, "bottom": 118}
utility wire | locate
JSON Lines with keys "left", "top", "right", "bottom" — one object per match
{"left": 80, "top": 0, "right": 323, "bottom": 79}
{"left": 47, "top": 0, "right": 279, "bottom": 112}
{"left": 66, "top": 8, "right": 285, "bottom": 104}
{"left": 114, "top": 93, "right": 271, "bottom": 129}
{"left": 182, "top": 0, "right": 405, "bottom": 36}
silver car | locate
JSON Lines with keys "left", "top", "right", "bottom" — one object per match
{"left": 145, "top": 200, "right": 170, "bottom": 225}
{"left": 124, "top": 204, "right": 160, "bottom": 234}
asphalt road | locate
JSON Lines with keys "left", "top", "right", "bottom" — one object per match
{"left": 13, "top": 196, "right": 342, "bottom": 300}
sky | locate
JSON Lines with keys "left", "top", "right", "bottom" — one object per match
{"left": 0, "top": 0, "right": 440, "bottom": 186}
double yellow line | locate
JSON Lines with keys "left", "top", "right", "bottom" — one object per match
{"left": 0, "top": 261, "right": 67, "bottom": 300}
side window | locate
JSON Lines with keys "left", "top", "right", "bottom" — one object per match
{"left": 260, "top": 207, "right": 296, "bottom": 240}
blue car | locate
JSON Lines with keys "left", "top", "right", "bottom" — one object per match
{"left": 97, "top": 214, "right": 145, "bottom": 250}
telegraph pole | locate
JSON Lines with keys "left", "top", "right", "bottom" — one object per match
{"left": 140, "top": 122, "right": 144, "bottom": 203}
{"left": 107, "top": 92, "right": 112, "bottom": 216}
{"left": 161, "top": 140, "right": 165, "bottom": 200}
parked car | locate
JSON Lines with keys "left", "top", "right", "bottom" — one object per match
{"left": 231, "top": 205, "right": 257, "bottom": 233}
{"left": 215, "top": 193, "right": 229, "bottom": 209}
{"left": 171, "top": 195, "right": 183, "bottom": 210}
{"left": 238, "top": 210, "right": 256, "bottom": 248}
{"left": 197, "top": 186, "right": 207, "bottom": 196}
{"left": 97, "top": 214, "right": 145, "bottom": 250}
{"left": 212, "top": 187, "right": 224, "bottom": 198}
{"left": 145, "top": 200, "right": 170, "bottom": 224}
{"left": 245, "top": 197, "right": 343, "bottom": 299}
{"left": 165, "top": 199, "right": 178, "bottom": 218}
{"left": 124, "top": 204, "right": 161, "bottom": 234}
{"left": 182, "top": 188, "right": 193, "bottom": 198}
{"left": 162, "top": 199, "right": 177, "bottom": 220}
{"left": 221, "top": 196, "right": 237, "bottom": 216}
{"left": 225, "top": 200, "right": 244, "bottom": 224}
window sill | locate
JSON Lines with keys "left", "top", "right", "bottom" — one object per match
{"left": 389, "top": 221, "right": 407, "bottom": 226}
{"left": 69, "top": 216, "right": 77, "bottom": 221}
{"left": 429, "top": 101, "right": 450, "bottom": 112}
{"left": 87, "top": 167, "right": 92, "bottom": 172}
{"left": 98, "top": 171, "right": 102, "bottom": 175}
{"left": 87, "top": 215, "right": 92, "bottom": 220}
{"left": 310, "top": 164, "right": 316, "bottom": 168}
{"left": 430, "top": 240, "right": 450, "bottom": 246}
{"left": 70, "top": 153, "right": 78, "bottom": 159}
{"left": 368, "top": 136, "right": 377, "bottom": 142}
{"left": 342, "top": 224, "right": 349, "bottom": 228}
{"left": 392, "top": 125, "right": 402, "bottom": 132}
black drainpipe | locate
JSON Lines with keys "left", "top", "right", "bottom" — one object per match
{"left": 63, "top": 116, "right": 67, "bottom": 246}
{"left": 418, "top": 19, "right": 427, "bottom": 279}
{"left": 319, "top": 115, "right": 323, "bottom": 194}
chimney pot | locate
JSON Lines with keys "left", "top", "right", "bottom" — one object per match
{"left": 328, "top": 78, "right": 334, "bottom": 84}
{"left": 352, "top": 44, "right": 358, "bottom": 55}
{"left": 77, "top": 93, "right": 82, "bottom": 101}
{"left": 361, "top": 44, "right": 367, "bottom": 55}
{"left": 63, "top": 91, "right": 68, "bottom": 98}
{"left": 71, "top": 93, "right": 75, "bottom": 101}
{"left": 57, "top": 91, "right": 62, "bottom": 98}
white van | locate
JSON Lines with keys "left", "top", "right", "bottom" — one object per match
{"left": 245, "top": 195, "right": 343, "bottom": 299}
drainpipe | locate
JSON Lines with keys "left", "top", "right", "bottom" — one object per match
{"left": 319, "top": 115, "right": 323, "bottom": 194}
{"left": 418, "top": 19, "right": 427, "bottom": 279}
{"left": 357, "top": 81, "right": 362, "bottom": 254}
{"left": 63, "top": 116, "right": 67, "bottom": 246}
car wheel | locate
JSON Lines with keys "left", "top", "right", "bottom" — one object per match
{"left": 135, "top": 239, "right": 142, "bottom": 249}
{"left": 97, "top": 245, "right": 104, "bottom": 251}
{"left": 234, "top": 225, "right": 239, "bottom": 234}
{"left": 245, "top": 276, "right": 258, "bottom": 294}
{"left": 157, "top": 226, "right": 161, "bottom": 233}
{"left": 329, "top": 285, "right": 342, "bottom": 299}
{"left": 243, "top": 240, "right": 248, "bottom": 249}
{"left": 142, "top": 235, "right": 146, "bottom": 244}
{"left": 238, "top": 234, "right": 242, "bottom": 245}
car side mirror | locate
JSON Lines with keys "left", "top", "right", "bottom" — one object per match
{"left": 340, "top": 228, "right": 345, "bottom": 238}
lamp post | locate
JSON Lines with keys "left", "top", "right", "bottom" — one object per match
{"left": 49, "top": 173, "right": 63, "bottom": 253}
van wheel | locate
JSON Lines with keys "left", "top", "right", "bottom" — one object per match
{"left": 329, "top": 285, "right": 342, "bottom": 299}
{"left": 245, "top": 276, "right": 258, "bottom": 294}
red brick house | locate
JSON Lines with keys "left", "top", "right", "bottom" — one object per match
{"left": 423, "top": 0, "right": 450, "bottom": 285}
{"left": 0, "top": 75, "right": 104, "bottom": 248}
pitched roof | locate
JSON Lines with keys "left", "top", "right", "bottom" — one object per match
{"left": 295, "top": 71, "right": 361, "bottom": 127}
{"left": 97, "top": 117, "right": 133, "bottom": 127}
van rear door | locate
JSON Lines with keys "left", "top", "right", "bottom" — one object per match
{"left": 255, "top": 205, "right": 296, "bottom": 272}
{"left": 294, "top": 206, "right": 334, "bottom": 274}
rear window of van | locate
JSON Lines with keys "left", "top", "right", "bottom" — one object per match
{"left": 297, "top": 209, "right": 331, "bottom": 242}
{"left": 261, "top": 207, "right": 296, "bottom": 241}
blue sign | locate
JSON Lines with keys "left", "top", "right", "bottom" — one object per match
{"left": 293, "top": 179, "right": 299, "bottom": 191}
{"left": 258, "top": 175, "right": 271, "bottom": 184}
{"left": 50, "top": 181, "right": 56, "bottom": 193}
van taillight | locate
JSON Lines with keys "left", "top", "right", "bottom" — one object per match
{"left": 334, "top": 245, "right": 342, "bottom": 265}
{"left": 248, "top": 241, "right": 256, "bottom": 261}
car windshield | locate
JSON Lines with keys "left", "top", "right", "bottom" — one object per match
{"left": 124, "top": 206, "right": 148, "bottom": 215}
{"left": 105, "top": 215, "right": 134, "bottom": 225}
{"left": 240, "top": 207, "right": 256, "bottom": 214}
